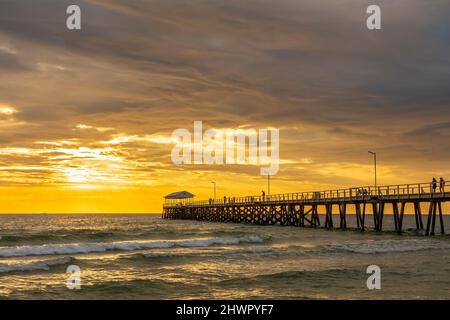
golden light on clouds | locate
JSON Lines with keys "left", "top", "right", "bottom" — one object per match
{"left": 75, "top": 124, "right": 114, "bottom": 132}
{"left": 0, "top": 0, "right": 449, "bottom": 213}
{"left": 0, "top": 104, "right": 16, "bottom": 115}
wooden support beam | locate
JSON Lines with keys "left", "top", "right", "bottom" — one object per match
{"left": 329, "top": 203, "right": 334, "bottom": 228}
{"left": 325, "top": 203, "right": 333, "bottom": 229}
{"left": 316, "top": 205, "right": 321, "bottom": 226}
{"left": 372, "top": 202, "right": 378, "bottom": 231}
{"left": 362, "top": 202, "right": 366, "bottom": 231}
{"left": 426, "top": 202, "right": 434, "bottom": 236}
{"left": 431, "top": 201, "right": 437, "bottom": 236}
{"left": 355, "top": 203, "right": 361, "bottom": 230}
{"left": 300, "top": 204, "right": 305, "bottom": 227}
{"left": 414, "top": 202, "right": 419, "bottom": 230}
{"left": 339, "top": 203, "right": 347, "bottom": 229}
{"left": 399, "top": 202, "right": 405, "bottom": 233}
{"left": 414, "top": 202, "right": 424, "bottom": 230}
{"left": 392, "top": 202, "right": 399, "bottom": 232}
{"left": 377, "top": 202, "right": 385, "bottom": 231}
{"left": 438, "top": 202, "right": 445, "bottom": 235}
{"left": 310, "top": 204, "right": 320, "bottom": 227}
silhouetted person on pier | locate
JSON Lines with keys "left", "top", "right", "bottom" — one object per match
{"left": 432, "top": 178, "right": 437, "bottom": 193}
{"left": 224, "top": 196, "right": 227, "bottom": 204}
{"left": 439, "top": 177, "right": 445, "bottom": 193}
{"left": 261, "top": 190, "right": 265, "bottom": 201}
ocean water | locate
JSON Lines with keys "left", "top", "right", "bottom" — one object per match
{"left": 0, "top": 214, "right": 449, "bottom": 300}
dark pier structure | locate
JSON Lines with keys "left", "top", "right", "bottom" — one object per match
{"left": 163, "top": 182, "right": 448, "bottom": 236}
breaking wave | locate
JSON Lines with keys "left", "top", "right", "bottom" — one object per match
{"left": 0, "top": 257, "right": 72, "bottom": 273}
{"left": 0, "top": 231, "right": 118, "bottom": 243}
{"left": 0, "top": 235, "right": 265, "bottom": 258}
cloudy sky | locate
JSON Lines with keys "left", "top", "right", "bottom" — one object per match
{"left": 0, "top": 0, "right": 449, "bottom": 212}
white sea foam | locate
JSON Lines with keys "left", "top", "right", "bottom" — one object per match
{"left": 0, "top": 256, "right": 71, "bottom": 273}
{"left": 0, "top": 236, "right": 265, "bottom": 257}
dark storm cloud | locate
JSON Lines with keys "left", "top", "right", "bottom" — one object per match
{"left": 0, "top": 0, "right": 450, "bottom": 187}
{"left": 1, "top": 0, "right": 449, "bottom": 119}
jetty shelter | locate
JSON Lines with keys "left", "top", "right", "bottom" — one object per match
{"left": 164, "top": 191, "right": 195, "bottom": 206}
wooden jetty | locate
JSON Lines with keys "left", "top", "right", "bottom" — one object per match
{"left": 162, "top": 182, "right": 448, "bottom": 236}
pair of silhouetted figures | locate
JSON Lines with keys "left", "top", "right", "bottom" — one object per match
{"left": 431, "top": 177, "right": 445, "bottom": 193}
{"left": 356, "top": 188, "right": 369, "bottom": 196}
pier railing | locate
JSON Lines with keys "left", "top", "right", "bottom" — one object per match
{"left": 164, "top": 181, "right": 449, "bottom": 207}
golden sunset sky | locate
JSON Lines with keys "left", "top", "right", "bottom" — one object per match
{"left": 0, "top": 0, "right": 449, "bottom": 213}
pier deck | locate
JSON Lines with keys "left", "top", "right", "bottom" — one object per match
{"left": 163, "top": 182, "right": 449, "bottom": 235}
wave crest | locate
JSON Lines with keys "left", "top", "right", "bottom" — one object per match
{"left": 0, "top": 235, "right": 265, "bottom": 257}
{"left": 0, "top": 257, "right": 72, "bottom": 273}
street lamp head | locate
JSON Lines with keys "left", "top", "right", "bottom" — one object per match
{"left": 368, "top": 151, "right": 375, "bottom": 155}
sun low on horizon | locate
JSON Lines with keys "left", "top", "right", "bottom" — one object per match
{"left": 1, "top": 0, "right": 450, "bottom": 213}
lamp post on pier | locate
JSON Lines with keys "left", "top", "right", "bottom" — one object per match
{"left": 368, "top": 151, "right": 377, "bottom": 192}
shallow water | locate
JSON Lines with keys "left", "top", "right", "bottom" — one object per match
{"left": 0, "top": 214, "right": 449, "bottom": 299}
